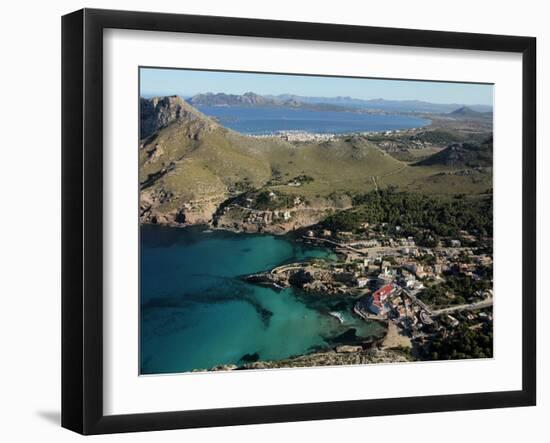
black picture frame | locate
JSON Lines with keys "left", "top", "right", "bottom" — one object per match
{"left": 62, "top": 8, "right": 537, "bottom": 435}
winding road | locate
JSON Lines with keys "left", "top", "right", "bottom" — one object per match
{"left": 431, "top": 297, "right": 493, "bottom": 316}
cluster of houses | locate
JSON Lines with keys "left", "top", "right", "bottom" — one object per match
{"left": 250, "top": 131, "right": 336, "bottom": 143}
{"left": 353, "top": 279, "right": 429, "bottom": 333}
{"left": 241, "top": 209, "right": 294, "bottom": 225}
{"left": 300, "top": 226, "right": 493, "bottom": 339}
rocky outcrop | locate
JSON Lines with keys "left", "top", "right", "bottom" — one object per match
{"left": 214, "top": 205, "right": 331, "bottom": 235}
{"left": 335, "top": 345, "right": 364, "bottom": 353}
{"left": 288, "top": 269, "right": 315, "bottom": 288}
{"left": 207, "top": 364, "right": 238, "bottom": 371}
{"left": 140, "top": 190, "right": 225, "bottom": 227}
{"left": 245, "top": 263, "right": 361, "bottom": 296}
{"left": 140, "top": 95, "right": 217, "bottom": 139}
{"left": 139, "top": 185, "right": 336, "bottom": 233}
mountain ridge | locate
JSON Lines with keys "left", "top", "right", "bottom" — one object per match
{"left": 188, "top": 92, "right": 354, "bottom": 112}
{"left": 140, "top": 95, "right": 218, "bottom": 139}
{"left": 184, "top": 92, "right": 493, "bottom": 114}
{"left": 265, "top": 94, "right": 493, "bottom": 113}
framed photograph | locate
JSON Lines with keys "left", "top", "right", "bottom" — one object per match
{"left": 62, "top": 8, "right": 536, "bottom": 434}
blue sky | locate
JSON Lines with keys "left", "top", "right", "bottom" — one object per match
{"left": 140, "top": 67, "right": 493, "bottom": 106}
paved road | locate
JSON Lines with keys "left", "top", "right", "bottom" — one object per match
{"left": 270, "top": 263, "right": 308, "bottom": 275}
{"left": 304, "top": 236, "right": 367, "bottom": 256}
{"left": 402, "top": 287, "right": 493, "bottom": 317}
{"left": 432, "top": 297, "right": 493, "bottom": 316}
{"left": 401, "top": 288, "right": 433, "bottom": 315}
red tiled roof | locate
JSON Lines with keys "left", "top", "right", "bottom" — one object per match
{"left": 370, "top": 284, "right": 394, "bottom": 310}
{"left": 375, "top": 284, "right": 394, "bottom": 299}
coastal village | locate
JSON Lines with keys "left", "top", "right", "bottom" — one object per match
{"left": 249, "top": 127, "right": 421, "bottom": 144}
{"left": 245, "top": 222, "right": 494, "bottom": 360}
{"left": 250, "top": 130, "right": 338, "bottom": 143}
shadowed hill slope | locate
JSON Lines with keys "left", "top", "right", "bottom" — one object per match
{"left": 414, "top": 137, "right": 493, "bottom": 168}
{"left": 448, "top": 106, "right": 492, "bottom": 120}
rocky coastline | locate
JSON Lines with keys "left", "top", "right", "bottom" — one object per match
{"left": 140, "top": 191, "right": 341, "bottom": 235}
{"left": 201, "top": 347, "right": 410, "bottom": 372}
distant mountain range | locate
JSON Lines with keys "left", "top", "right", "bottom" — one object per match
{"left": 186, "top": 91, "right": 492, "bottom": 114}
{"left": 189, "top": 92, "right": 274, "bottom": 107}
{"left": 266, "top": 94, "right": 493, "bottom": 113}
{"left": 188, "top": 92, "right": 351, "bottom": 112}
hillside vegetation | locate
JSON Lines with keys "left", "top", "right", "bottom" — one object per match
{"left": 322, "top": 188, "right": 493, "bottom": 239}
{"left": 139, "top": 96, "right": 493, "bottom": 231}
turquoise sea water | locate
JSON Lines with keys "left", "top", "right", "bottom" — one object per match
{"left": 140, "top": 226, "right": 383, "bottom": 374}
{"left": 197, "top": 105, "right": 430, "bottom": 135}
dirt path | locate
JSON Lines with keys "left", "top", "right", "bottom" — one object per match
{"left": 380, "top": 165, "right": 407, "bottom": 177}
{"left": 370, "top": 176, "right": 379, "bottom": 191}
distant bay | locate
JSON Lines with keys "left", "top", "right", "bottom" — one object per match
{"left": 197, "top": 105, "right": 431, "bottom": 135}
{"left": 140, "top": 226, "right": 384, "bottom": 374}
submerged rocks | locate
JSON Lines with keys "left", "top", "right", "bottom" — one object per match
{"left": 240, "top": 352, "right": 260, "bottom": 363}
{"left": 326, "top": 328, "right": 361, "bottom": 345}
